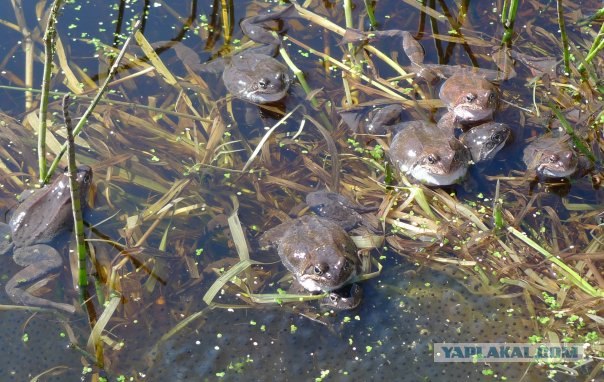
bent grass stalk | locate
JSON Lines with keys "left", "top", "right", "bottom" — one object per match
{"left": 286, "top": 36, "right": 415, "bottom": 103}
{"left": 278, "top": 42, "right": 333, "bottom": 132}
{"left": 290, "top": 2, "right": 421, "bottom": 97}
{"left": 10, "top": 0, "right": 33, "bottom": 110}
{"left": 363, "top": 0, "right": 377, "bottom": 28}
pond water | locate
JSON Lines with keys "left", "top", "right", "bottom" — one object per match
{"left": 0, "top": 0, "right": 603, "bottom": 381}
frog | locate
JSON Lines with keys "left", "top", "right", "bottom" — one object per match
{"left": 522, "top": 134, "right": 580, "bottom": 179}
{"left": 222, "top": 5, "right": 298, "bottom": 104}
{"left": 305, "top": 190, "right": 376, "bottom": 230}
{"left": 339, "top": 104, "right": 404, "bottom": 135}
{"left": 0, "top": 165, "right": 93, "bottom": 313}
{"left": 169, "top": 42, "right": 291, "bottom": 105}
{"left": 437, "top": 72, "right": 499, "bottom": 132}
{"left": 522, "top": 131, "right": 594, "bottom": 180}
{"left": 320, "top": 283, "right": 363, "bottom": 310}
{"left": 260, "top": 214, "right": 360, "bottom": 293}
{"left": 221, "top": 52, "right": 291, "bottom": 104}
{"left": 171, "top": 4, "right": 294, "bottom": 104}
{"left": 388, "top": 120, "right": 471, "bottom": 186}
{"left": 387, "top": 31, "right": 501, "bottom": 131}
{"left": 261, "top": 191, "right": 370, "bottom": 311}
{"left": 459, "top": 121, "right": 511, "bottom": 163}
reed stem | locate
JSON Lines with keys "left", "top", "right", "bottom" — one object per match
{"left": 577, "top": 21, "right": 604, "bottom": 77}
{"left": 363, "top": 0, "right": 377, "bottom": 28}
{"left": 44, "top": 19, "right": 142, "bottom": 183}
{"left": 556, "top": 0, "right": 571, "bottom": 75}
{"left": 38, "top": 0, "right": 63, "bottom": 184}
{"left": 62, "top": 94, "right": 88, "bottom": 294}
{"left": 501, "top": 0, "right": 518, "bottom": 46}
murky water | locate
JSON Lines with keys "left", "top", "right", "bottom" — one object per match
{"left": 0, "top": 0, "right": 603, "bottom": 381}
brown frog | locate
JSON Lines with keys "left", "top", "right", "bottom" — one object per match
{"left": 320, "top": 283, "right": 363, "bottom": 310}
{"left": 171, "top": 5, "right": 293, "bottom": 104}
{"left": 305, "top": 190, "right": 376, "bottom": 230}
{"left": 222, "top": 53, "right": 291, "bottom": 104}
{"left": 220, "top": 5, "right": 294, "bottom": 103}
{"left": 395, "top": 30, "right": 501, "bottom": 131}
{"left": 437, "top": 72, "right": 499, "bottom": 132}
{"left": 0, "top": 166, "right": 93, "bottom": 313}
{"left": 523, "top": 134, "right": 580, "bottom": 178}
{"left": 388, "top": 120, "right": 471, "bottom": 186}
{"left": 260, "top": 215, "right": 360, "bottom": 293}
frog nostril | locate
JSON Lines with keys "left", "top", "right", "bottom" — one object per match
{"left": 465, "top": 93, "right": 477, "bottom": 102}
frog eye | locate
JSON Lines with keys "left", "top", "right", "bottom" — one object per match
{"left": 342, "top": 259, "right": 351, "bottom": 272}
{"left": 329, "top": 293, "right": 339, "bottom": 303}
{"left": 426, "top": 154, "right": 439, "bottom": 164}
{"left": 313, "top": 203, "right": 326, "bottom": 213}
{"left": 313, "top": 264, "right": 327, "bottom": 275}
{"left": 548, "top": 154, "right": 559, "bottom": 163}
{"left": 492, "top": 132, "right": 505, "bottom": 143}
{"left": 258, "top": 78, "right": 270, "bottom": 89}
{"left": 465, "top": 93, "right": 477, "bottom": 103}
{"left": 83, "top": 173, "right": 92, "bottom": 183}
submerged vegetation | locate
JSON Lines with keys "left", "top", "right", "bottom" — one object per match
{"left": 0, "top": 0, "right": 603, "bottom": 380}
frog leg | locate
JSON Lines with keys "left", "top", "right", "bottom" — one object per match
{"left": 0, "top": 223, "right": 13, "bottom": 256}
{"left": 436, "top": 111, "right": 458, "bottom": 136}
{"left": 5, "top": 244, "right": 75, "bottom": 313}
